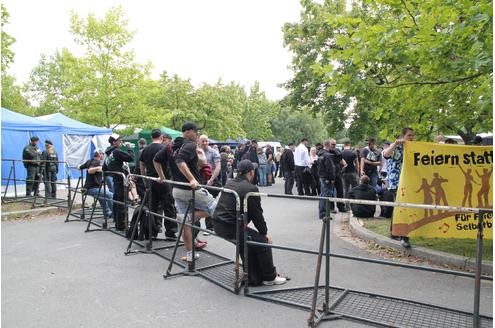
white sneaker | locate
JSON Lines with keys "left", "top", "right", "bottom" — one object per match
{"left": 203, "top": 231, "right": 210, "bottom": 236}
{"left": 262, "top": 275, "right": 287, "bottom": 286}
{"left": 182, "top": 252, "right": 200, "bottom": 262}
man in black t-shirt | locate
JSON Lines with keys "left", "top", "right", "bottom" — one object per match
{"left": 171, "top": 122, "right": 217, "bottom": 263}
{"left": 140, "top": 129, "right": 177, "bottom": 239}
{"left": 341, "top": 141, "right": 359, "bottom": 209}
{"left": 80, "top": 151, "right": 113, "bottom": 218}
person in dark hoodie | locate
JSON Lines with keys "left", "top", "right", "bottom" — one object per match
{"left": 213, "top": 159, "right": 287, "bottom": 286}
{"left": 348, "top": 175, "right": 377, "bottom": 218}
{"left": 317, "top": 139, "right": 336, "bottom": 219}
{"left": 103, "top": 134, "right": 134, "bottom": 231}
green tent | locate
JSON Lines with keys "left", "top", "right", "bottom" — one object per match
{"left": 138, "top": 127, "right": 182, "bottom": 144}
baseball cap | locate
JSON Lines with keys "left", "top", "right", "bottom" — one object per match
{"left": 181, "top": 122, "right": 198, "bottom": 132}
{"left": 108, "top": 134, "right": 121, "bottom": 143}
{"left": 151, "top": 128, "right": 162, "bottom": 139}
{"left": 237, "top": 160, "right": 254, "bottom": 174}
{"left": 44, "top": 139, "right": 53, "bottom": 145}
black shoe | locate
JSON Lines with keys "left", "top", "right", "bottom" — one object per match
{"left": 339, "top": 208, "right": 349, "bottom": 213}
{"left": 400, "top": 237, "right": 411, "bottom": 248}
{"left": 165, "top": 233, "right": 177, "bottom": 240}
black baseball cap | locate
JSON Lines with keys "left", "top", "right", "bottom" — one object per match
{"left": 45, "top": 139, "right": 53, "bottom": 145}
{"left": 30, "top": 136, "right": 39, "bottom": 142}
{"left": 151, "top": 128, "right": 162, "bottom": 138}
{"left": 108, "top": 134, "right": 121, "bottom": 143}
{"left": 181, "top": 122, "right": 198, "bottom": 132}
{"left": 237, "top": 159, "right": 254, "bottom": 174}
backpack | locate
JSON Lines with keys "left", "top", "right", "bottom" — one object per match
{"left": 126, "top": 205, "right": 159, "bottom": 240}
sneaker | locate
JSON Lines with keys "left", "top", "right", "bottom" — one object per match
{"left": 181, "top": 252, "right": 200, "bottom": 262}
{"left": 400, "top": 237, "right": 411, "bottom": 248}
{"left": 262, "top": 275, "right": 287, "bottom": 286}
{"left": 203, "top": 231, "right": 211, "bottom": 236}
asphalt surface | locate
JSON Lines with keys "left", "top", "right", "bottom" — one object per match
{"left": 2, "top": 180, "right": 493, "bottom": 327}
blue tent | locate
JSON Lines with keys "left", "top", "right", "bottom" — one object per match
{"left": 2, "top": 108, "right": 63, "bottom": 188}
{"left": 1, "top": 108, "right": 111, "bottom": 190}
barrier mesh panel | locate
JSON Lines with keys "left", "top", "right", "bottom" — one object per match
{"left": 154, "top": 246, "right": 231, "bottom": 269}
{"left": 333, "top": 291, "right": 492, "bottom": 328}
{"left": 248, "top": 287, "right": 493, "bottom": 328}
{"left": 198, "top": 262, "right": 241, "bottom": 291}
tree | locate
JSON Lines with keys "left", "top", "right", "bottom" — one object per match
{"left": 284, "top": 0, "right": 492, "bottom": 143}
{"left": 241, "top": 82, "right": 279, "bottom": 140}
{"left": 1, "top": 4, "right": 31, "bottom": 114}
{"left": 272, "top": 107, "right": 328, "bottom": 145}
{"left": 28, "top": 6, "right": 152, "bottom": 128}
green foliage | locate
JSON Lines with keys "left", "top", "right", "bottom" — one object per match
{"left": 283, "top": 0, "right": 493, "bottom": 144}
{"left": 1, "top": 4, "right": 15, "bottom": 73}
{"left": 28, "top": 6, "right": 152, "bottom": 128}
{"left": 1, "top": 4, "right": 31, "bottom": 113}
{"left": 272, "top": 107, "right": 329, "bottom": 145}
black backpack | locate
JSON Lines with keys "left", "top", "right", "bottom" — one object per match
{"left": 127, "top": 205, "right": 159, "bottom": 240}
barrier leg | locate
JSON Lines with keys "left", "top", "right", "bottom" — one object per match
{"left": 308, "top": 217, "right": 328, "bottom": 327}
{"left": 125, "top": 188, "right": 151, "bottom": 254}
{"left": 163, "top": 200, "right": 193, "bottom": 278}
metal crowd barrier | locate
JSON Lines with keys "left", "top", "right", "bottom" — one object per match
{"left": 2, "top": 158, "right": 72, "bottom": 209}
{"left": 243, "top": 192, "right": 493, "bottom": 328}
{"left": 65, "top": 171, "right": 244, "bottom": 294}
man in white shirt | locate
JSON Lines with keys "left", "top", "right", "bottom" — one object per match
{"left": 294, "top": 137, "right": 311, "bottom": 196}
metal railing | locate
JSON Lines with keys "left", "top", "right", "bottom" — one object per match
{"left": 243, "top": 192, "right": 492, "bottom": 328}
{"left": 2, "top": 158, "right": 72, "bottom": 208}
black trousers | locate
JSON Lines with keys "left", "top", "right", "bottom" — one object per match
{"left": 44, "top": 171, "right": 57, "bottom": 197}
{"left": 295, "top": 166, "right": 311, "bottom": 195}
{"left": 150, "top": 181, "right": 178, "bottom": 236}
{"left": 284, "top": 170, "right": 295, "bottom": 195}
{"left": 112, "top": 174, "right": 126, "bottom": 230}
{"left": 329, "top": 174, "right": 346, "bottom": 211}
{"left": 214, "top": 219, "right": 277, "bottom": 286}
{"left": 26, "top": 165, "right": 40, "bottom": 196}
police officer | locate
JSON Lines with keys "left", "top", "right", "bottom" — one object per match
{"left": 41, "top": 140, "right": 59, "bottom": 198}
{"left": 22, "top": 136, "right": 42, "bottom": 197}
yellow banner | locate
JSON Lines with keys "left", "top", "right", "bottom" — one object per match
{"left": 392, "top": 141, "right": 493, "bottom": 239}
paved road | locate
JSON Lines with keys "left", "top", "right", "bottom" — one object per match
{"left": 2, "top": 180, "right": 493, "bottom": 327}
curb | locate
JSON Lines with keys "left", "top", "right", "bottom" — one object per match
{"left": 348, "top": 215, "right": 493, "bottom": 275}
{"left": 1, "top": 206, "right": 64, "bottom": 219}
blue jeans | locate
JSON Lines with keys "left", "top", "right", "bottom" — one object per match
{"left": 86, "top": 187, "right": 113, "bottom": 216}
{"left": 104, "top": 176, "right": 114, "bottom": 193}
{"left": 258, "top": 164, "right": 267, "bottom": 186}
{"left": 319, "top": 178, "right": 335, "bottom": 218}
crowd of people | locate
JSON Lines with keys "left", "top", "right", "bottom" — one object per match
{"left": 23, "top": 124, "right": 488, "bottom": 261}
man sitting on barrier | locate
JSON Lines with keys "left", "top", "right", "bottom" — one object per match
{"left": 79, "top": 150, "right": 113, "bottom": 218}
{"left": 213, "top": 159, "right": 287, "bottom": 286}
{"left": 348, "top": 175, "right": 377, "bottom": 218}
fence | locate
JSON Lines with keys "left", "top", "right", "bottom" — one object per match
{"left": 57, "top": 168, "right": 493, "bottom": 327}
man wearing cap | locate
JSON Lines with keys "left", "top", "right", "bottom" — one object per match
{"left": 294, "top": 138, "right": 311, "bottom": 195}
{"left": 213, "top": 159, "right": 287, "bottom": 286}
{"left": 242, "top": 140, "right": 260, "bottom": 186}
{"left": 103, "top": 134, "right": 134, "bottom": 231}
{"left": 41, "top": 139, "right": 59, "bottom": 198}
{"left": 360, "top": 138, "right": 381, "bottom": 188}
{"left": 170, "top": 122, "right": 217, "bottom": 263}
{"left": 22, "top": 136, "right": 42, "bottom": 196}
{"left": 140, "top": 129, "right": 178, "bottom": 239}
{"left": 79, "top": 150, "right": 113, "bottom": 218}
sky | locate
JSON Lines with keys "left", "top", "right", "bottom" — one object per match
{"left": 2, "top": 0, "right": 303, "bottom": 100}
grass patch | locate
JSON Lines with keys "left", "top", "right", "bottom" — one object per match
{"left": 362, "top": 218, "right": 493, "bottom": 261}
